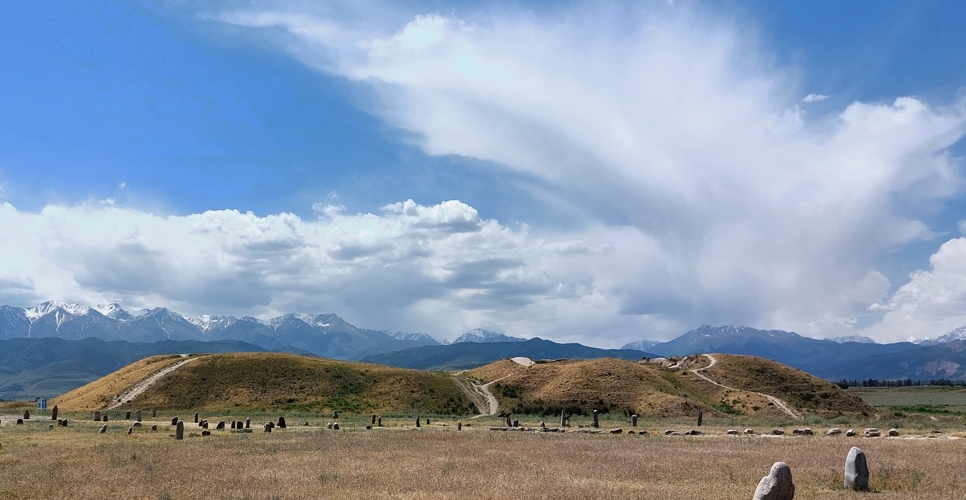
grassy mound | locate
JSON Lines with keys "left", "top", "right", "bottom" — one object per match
{"left": 466, "top": 355, "right": 872, "bottom": 419}
{"left": 62, "top": 352, "right": 478, "bottom": 414}
{"left": 53, "top": 354, "right": 186, "bottom": 411}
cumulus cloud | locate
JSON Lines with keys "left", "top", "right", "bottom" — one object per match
{"left": 0, "top": 199, "right": 653, "bottom": 341}
{"left": 869, "top": 238, "right": 966, "bottom": 341}
{"left": 198, "top": 2, "right": 966, "bottom": 341}
{"left": 803, "top": 93, "right": 830, "bottom": 102}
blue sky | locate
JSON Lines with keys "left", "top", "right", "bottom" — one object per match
{"left": 1, "top": 1, "right": 965, "bottom": 344}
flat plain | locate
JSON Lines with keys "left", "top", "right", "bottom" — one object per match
{"left": 1, "top": 412, "right": 965, "bottom": 499}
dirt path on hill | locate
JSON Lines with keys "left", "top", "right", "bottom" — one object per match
{"left": 455, "top": 359, "right": 535, "bottom": 417}
{"left": 690, "top": 354, "right": 801, "bottom": 420}
{"left": 106, "top": 355, "right": 201, "bottom": 410}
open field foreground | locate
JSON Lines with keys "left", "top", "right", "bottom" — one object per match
{"left": 1, "top": 418, "right": 965, "bottom": 499}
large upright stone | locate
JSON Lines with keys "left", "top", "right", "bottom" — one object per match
{"left": 697, "top": 410, "right": 703, "bottom": 427}
{"left": 845, "top": 447, "right": 869, "bottom": 491}
{"left": 560, "top": 409, "right": 567, "bottom": 427}
{"left": 415, "top": 416, "right": 421, "bottom": 428}
{"left": 753, "top": 462, "right": 795, "bottom": 500}
{"left": 277, "top": 417, "right": 286, "bottom": 429}
{"left": 136, "top": 409, "right": 142, "bottom": 422}
{"left": 175, "top": 421, "right": 184, "bottom": 440}
{"left": 171, "top": 417, "right": 179, "bottom": 426}
{"left": 125, "top": 411, "right": 131, "bottom": 420}
{"left": 194, "top": 412, "right": 199, "bottom": 423}
{"left": 631, "top": 414, "right": 638, "bottom": 427}
{"left": 51, "top": 406, "right": 58, "bottom": 420}
{"left": 94, "top": 411, "right": 101, "bottom": 422}
{"left": 592, "top": 410, "right": 599, "bottom": 428}
{"left": 377, "top": 416, "right": 382, "bottom": 427}
{"left": 245, "top": 417, "right": 251, "bottom": 429}
{"left": 23, "top": 409, "right": 30, "bottom": 420}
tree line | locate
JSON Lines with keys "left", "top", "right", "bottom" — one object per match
{"left": 836, "top": 378, "right": 966, "bottom": 388}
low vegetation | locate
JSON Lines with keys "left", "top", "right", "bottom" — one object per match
{"left": 53, "top": 355, "right": 186, "bottom": 411}
{"left": 89, "top": 353, "right": 478, "bottom": 415}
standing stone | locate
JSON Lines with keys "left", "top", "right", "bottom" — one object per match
{"left": 125, "top": 411, "right": 131, "bottom": 420}
{"left": 426, "top": 418, "right": 430, "bottom": 425}
{"left": 98, "top": 424, "right": 107, "bottom": 434}
{"left": 152, "top": 409, "right": 157, "bottom": 417}
{"left": 171, "top": 417, "right": 179, "bottom": 426}
{"left": 377, "top": 416, "right": 382, "bottom": 427}
{"left": 23, "top": 409, "right": 29, "bottom": 420}
{"left": 513, "top": 419, "right": 519, "bottom": 428}
{"left": 845, "top": 446, "right": 869, "bottom": 491}
{"left": 246, "top": 417, "right": 251, "bottom": 429}
{"left": 94, "top": 411, "right": 101, "bottom": 422}
{"left": 888, "top": 428, "right": 899, "bottom": 437}
{"left": 202, "top": 421, "right": 208, "bottom": 429}
{"left": 202, "top": 430, "right": 210, "bottom": 436}
{"left": 332, "top": 411, "right": 339, "bottom": 419}
{"left": 560, "top": 410, "right": 567, "bottom": 427}
{"left": 231, "top": 421, "right": 236, "bottom": 429}
{"left": 133, "top": 422, "right": 142, "bottom": 428}
{"left": 16, "top": 419, "right": 23, "bottom": 425}
{"left": 194, "top": 412, "right": 199, "bottom": 423}
{"left": 333, "top": 422, "right": 339, "bottom": 430}
{"left": 277, "top": 417, "right": 286, "bottom": 429}
{"left": 540, "top": 421, "right": 545, "bottom": 428}
{"left": 457, "top": 421, "right": 462, "bottom": 431}
{"left": 264, "top": 423, "right": 272, "bottom": 433}
{"left": 51, "top": 406, "right": 58, "bottom": 420}
{"left": 327, "top": 423, "right": 333, "bottom": 429}
{"left": 753, "top": 462, "right": 795, "bottom": 500}
{"left": 127, "top": 426, "right": 133, "bottom": 435}
{"left": 846, "top": 429, "right": 856, "bottom": 437}
{"left": 592, "top": 410, "right": 599, "bottom": 428}
{"left": 216, "top": 421, "right": 225, "bottom": 430}
{"left": 372, "top": 414, "right": 377, "bottom": 425}
{"left": 136, "top": 409, "right": 142, "bottom": 422}
{"left": 632, "top": 414, "right": 638, "bottom": 427}
{"left": 102, "top": 415, "right": 108, "bottom": 422}
{"left": 60, "top": 419, "right": 68, "bottom": 427}
{"left": 415, "top": 416, "right": 421, "bottom": 428}
{"left": 175, "top": 421, "right": 184, "bottom": 440}
{"left": 151, "top": 425, "right": 158, "bottom": 432}
{"left": 827, "top": 428, "right": 842, "bottom": 436}
{"left": 48, "top": 424, "right": 54, "bottom": 430}
{"left": 697, "top": 410, "right": 703, "bottom": 427}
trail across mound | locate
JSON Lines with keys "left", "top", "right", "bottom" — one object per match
{"left": 106, "top": 355, "right": 200, "bottom": 409}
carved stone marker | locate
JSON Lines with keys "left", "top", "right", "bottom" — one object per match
{"left": 888, "top": 428, "right": 899, "bottom": 437}
{"left": 457, "top": 421, "right": 462, "bottom": 431}
{"left": 845, "top": 446, "right": 869, "bottom": 491}
{"left": 846, "top": 429, "right": 856, "bottom": 437}
{"left": 216, "top": 421, "right": 226, "bottom": 430}
{"left": 127, "top": 426, "right": 133, "bottom": 435}
{"left": 51, "top": 405, "right": 58, "bottom": 420}
{"left": 103, "top": 415, "right": 108, "bottom": 422}
{"left": 136, "top": 409, "right": 142, "bottom": 422}
{"left": 231, "top": 421, "right": 236, "bottom": 429}
{"left": 727, "top": 429, "right": 739, "bottom": 435}
{"left": 512, "top": 419, "right": 519, "bottom": 428}
{"left": 333, "top": 422, "right": 339, "bottom": 430}
{"left": 133, "top": 422, "right": 142, "bottom": 428}
{"left": 327, "top": 423, "right": 333, "bottom": 429}
{"left": 377, "top": 416, "right": 382, "bottom": 427}
{"left": 560, "top": 409, "right": 567, "bottom": 427}
{"left": 416, "top": 416, "right": 421, "bottom": 428}
{"left": 202, "top": 421, "right": 208, "bottom": 429}
{"left": 827, "top": 428, "right": 842, "bottom": 435}
{"left": 171, "top": 417, "right": 179, "bottom": 426}
{"left": 592, "top": 410, "right": 599, "bottom": 428}
{"left": 16, "top": 419, "right": 23, "bottom": 425}
{"left": 372, "top": 414, "right": 377, "bottom": 425}
{"left": 246, "top": 417, "right": 251, "bottom": 429}
{"left": 125, "top": 411, "right": 131, "bottom": 420}
{"left": 863, "top": 428, "right": 881, "bottom": 438}
{"left": 277, "top": 417, "right": 286, "bottom": 429}
{"left": 771, "top": 429, "right": 784, "bottom": 435}
{"left": 194, "top": 412, "right": 199, "bottom": 423}
{"left": 697, "top": 410, "right": 703, "bottom": 427}
{"left": 98, "top": 424, "right": 107, "bottom": 434}
{"left": 426, "top": 418, "right": 430, "bottom": 425}
{"left": 202, "top": 430, "right": 211, "bottom": 436}
{"left": 332, "top": 411, "right": 339, "bottom": 419}
{"left": 753, "top": 462, "right": 795, "bottom": 500}
{"left": 631, "top": 414, "right": 638, "bottom": 427}
{"left": 94, "top": 411, "right": 101, "bottom": 422}
{"left": 175, "top": 421, "right": 184, "bottom": 440}
{"left": 264, "top": 423, "right": 272, "bottom": 433}
{"left": 23, "top": 410, "right": 29, "bottom": 420}
{"left": 151, "top": 425, "right": 158, "bottom": 432}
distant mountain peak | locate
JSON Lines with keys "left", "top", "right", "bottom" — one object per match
{"left": 186, "top": 315, "right": 236, "bottom": 332}
{"left": 452, "top": 328, "right": 526, "bottom": 344}
{"left": 916, "top": 325, "right": 966, "bottom": 345}
{"left": 827, "top": 335, "right": 876, "bottom": 344}
{"left": 620, "top": 339, "right": 661, "bottom": 351}
{"left": 24, "top": 301, "right": 91, "bottom": 321}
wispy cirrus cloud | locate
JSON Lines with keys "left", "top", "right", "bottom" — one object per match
{"left": 803, "top": 93, "right": 830, "bottom": 102}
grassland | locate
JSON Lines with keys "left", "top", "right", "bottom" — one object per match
{"left": 53, "top": 355, "right": 186, "bottom": 411}
{"left": 0, "top": 411, "right": 964, "bottom": 499}
{"left": 69, "top": 353, "right": 478, "bottom": 415}
{"left": 466, "top": 355, "right": 872, "bottom": 419}
{"left": 850, "top": 386, "right": 966, "bottom": 414}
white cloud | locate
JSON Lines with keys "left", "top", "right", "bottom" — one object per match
{"left": 959, "top": 220, "right": 966, "bottom": 235}
{"left": 201, "top": 4, "right": 966, "bottom": 341}
{"left": 803, "top": 93, "right": 829, "bottom": 102}
{"left": 0, "top": 199, "right": 665, "bottom": 343}
{"left": 869, "top": 238, "right": 966, "bottom": 342}
{"left": 118, "top": 181, "right": 126, "bottom": 189}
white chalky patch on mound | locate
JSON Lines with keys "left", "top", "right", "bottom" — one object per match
{"left": 510, "top": 357, "right": 534, "bottom": 367}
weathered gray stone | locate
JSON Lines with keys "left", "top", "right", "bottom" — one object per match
{"left": 744, "top": 429, "right": 755, "bottom": 435}
{"left": 753, "top": 461, "right": 795, "bottom": 500}
{"left": 372, "top": 414, "right": 377, "bottom": 425}
{"left": 49, "top": 424, "right": 54, "bottom": 430}
{"left": 151, "top": 425, "right": 158, "bottom": 432}
{"left": 102, "top": 415, "right": 108, "bottom": 422}
{"left": 171, "top": 417, "right": 179, "bottom": 426}
{"left": 609, "top": 428, "right": 623, "bottom": 434}
{"left": 94, "top": 411, "right": 101, "bottom": 422}
{"left": 277, "top": 417, "right": 286, "bottom": 429}
{"left": 377, "top": 416, "right": 382, "bottom": 427}
{"left": 98, "top": 424, "right": 107, "bottom": 434}
{"left": 216, "top": 421, "right": 226, "bottom": 430}
{"left": 457, "top": 421, "right": 462, "bottom": 431}
{"left": 126, "top": 411, "right": 131, "bottom": 420}
{"left": 592, "top": 409, "right": 599, "bottom": 428}
{"left": 194, "top": 412, "right": 199, "bottom": 423}
{"left": 664, "top": 429, "right": 675, "bottom": 435}
{"left": 332, "top": 411, "right": 339, "bottom": 419}
{"left": 888, "top": 428, "right": 899, "bottom": 437}
{"left": 136, "top": 409, "right": 142, "bottom": 422}
{"left": 304, "top": 421, "right": 309, "bottom": 426}
{"left": 152, "top": 409, "right": 157, "bottom": 417}
{"left": 365, "top": 425, "right": 372, "bottom": 430}
{"left": 727, "top": 429, "right": 739, "bottom": 435}
{"left": 175, "top": 421, "right": 184, "bottom": 440}
{"left": 333, "top": 422, "right": 340, "bottom": 430}
{"left": 827, "top": 428, "right": 842, "bottom": 435}
{"left": 771, "top": 429, "right": 784, "bottom": 436}
{"left": 863, "top": 428, "right": 880, "bottom": 437}
{"left": 246, "top": 417, "right": 251, "bottom": 429}
{"left": 133, "top": 422, "right": 142, "bottom": 428}
{"left": 846, "top": 429, "right": 856, "bottom": 437}
{"left": 23, "top": 409, "right": 29, "bottom": 420}
{"left": 512, "top": 419, "right": 519, "bottom": 428}
{"left": 327, "top": 422, "right": 333, "bottom": 429}
{"left": 845, "top": 446, "right": 869, "bottom": 491}
{"left": 416, "top": 417, "right": 421, "bottom": 428}
{"left": 264, "top": 423, "right": 272, "bottom": 433}
{"left": 684, "top": 429, "right": 701, "bottom": 436}
{"left": 127, "top": 426, "right": 133, "bottom": 435}
{"left": 15, "top": 419, "right": 23, "bottom": 425}
{"left": 51, "top": 405, "right": 58, "bottom": 420}
{"left": 632, "top": 414, "right": 639, "bottom": 427}
{"left": 202, "top": 430, "right": 211, "bottom": 436}
{"left": 230, "top": 421, "right": 236, "bottom": 429}
{"left": 697, "top": 410, "right": 703, "bottom": 427}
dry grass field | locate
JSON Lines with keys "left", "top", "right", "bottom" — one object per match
{"left": 1, "top": 413, "right": 965, "bottom": 499}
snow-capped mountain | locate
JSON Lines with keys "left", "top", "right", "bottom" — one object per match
{"left": 827, "top": 335, "right": 877, "bottom": 344}
{"left": 0, "top": 301, "right": 442, "bottom": 360}
{"left": 621, "top": 339, "right": 662, "bottom": 351}
{"left": 916, "top": 325, "right": 966, "bottom": 346}
{"left": 452, "top": 328, "right": 527, "bottom": 344}
{"left": 385, "top": 331, "right": 441, "bottom": 345}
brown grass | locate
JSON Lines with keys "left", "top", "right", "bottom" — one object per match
{"left": 0, "top": 417, "right": 962, "bottom": 499}
{"left": 464, "top": 356, "right": 869, "bottom": 419}
{"left": 52, "top": 355, "right": 185, "bottom": 411}
{"left": 117, "top": 353, "right": 476, "bottom": 415}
